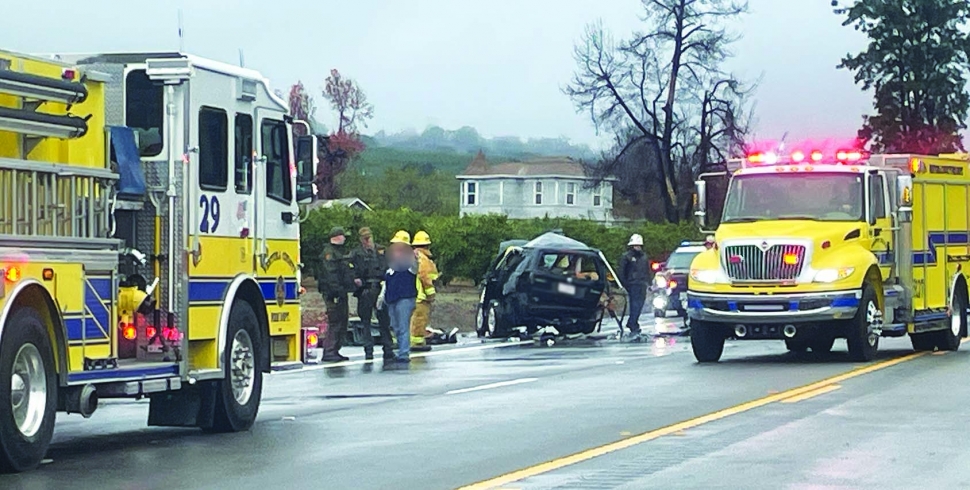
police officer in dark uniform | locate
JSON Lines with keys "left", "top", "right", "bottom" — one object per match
{"left": 319, "top": 226, "right": 356, "bottom": 362}
{"left": 351, "top": 227, "right": 394, "bottom": 360}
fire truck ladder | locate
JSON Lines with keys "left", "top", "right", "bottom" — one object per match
{"left": 0, "top": 64, "right": 117, "bottom": 241}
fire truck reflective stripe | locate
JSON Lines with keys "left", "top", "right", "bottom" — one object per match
{"left": 914, "top": 232, "right": 970, "bottom": 265}
{"left": 67, "top": 364, "right": 179, "bottom": 383}
{"left": 64, "top": 317, "right": 110, "bottom": 342}
{"left": 830, "top": 297, "right": 860, "bottom": 308}
{"left": 187, "top": 279, "right": 299, "bottom": 303}
{"left": 80, "top": 277, "right": 112, "bottom": 340}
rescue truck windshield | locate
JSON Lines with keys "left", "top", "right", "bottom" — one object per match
{"left": 721, "top": 172, "right": 864, "bottom": 223}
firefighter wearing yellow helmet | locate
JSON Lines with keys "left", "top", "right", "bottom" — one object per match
{"left": 410, "top": 230, "right": 438, "bottom": 351}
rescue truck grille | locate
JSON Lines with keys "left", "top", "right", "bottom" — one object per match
{"left": 722, "top": 244, "right": 806, "bottom": 282}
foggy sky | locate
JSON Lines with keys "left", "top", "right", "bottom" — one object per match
{"left": 2, "top": 1, "right": 874, "bottom": 151}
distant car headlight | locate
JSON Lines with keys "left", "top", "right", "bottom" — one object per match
{"left": 689, "top": 269, "right": 721, "bottom": 284}
{"left": 813, "top": 267, "right": 854, "bottom": 283}
{"left": 652, "top": 296, "right": 667, "bottom": 309}
{"left": 654, "top": 276, "right": 667, "bottom": 288}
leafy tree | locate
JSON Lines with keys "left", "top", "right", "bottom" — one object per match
{"left": 565, "top": 1, "right": 753, "bottom": 222}
{"left": 288, "top": 81, "right": 316, "bottom": 136}
{"left": 834, "top": 0, "right": 970, "bottom": 153}
{"left": 311, "top": 69, "right": 375, "bottom": 199}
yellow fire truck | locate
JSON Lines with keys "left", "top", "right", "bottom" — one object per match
{"left": 689, "top": 148, "right": 970, "bottom": 363}
{"left": 0, "top": 49, "right": 320, "bottom": 472}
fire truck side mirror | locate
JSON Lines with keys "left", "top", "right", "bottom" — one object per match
{"left": 896, "top": 174, "right": 913, "bottom": 222}
{"left": 295, "top": 135, "right": 318, "bottom": 204}
{"left": 694, "top": 180, "right": 707, "bottom": 227}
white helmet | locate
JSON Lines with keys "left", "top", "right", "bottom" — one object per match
{"left": 628, "top": 234, "right": 644, "bottom": 246}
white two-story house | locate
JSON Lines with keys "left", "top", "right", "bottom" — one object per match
{"left": 456, "top": 151, "right": 615, "bottom": 223}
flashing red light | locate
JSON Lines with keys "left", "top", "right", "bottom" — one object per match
{"left": 746, "top": 152, "right": 765, "bottom": 164}
{"left": 791, "top": 150, "right": 805, "bottom": 163}
{"left": 161, "top": 327, "right": 181, "bottom": 342}
{"left": 783, "top": 253, "right": 799, "bottom": 265}
{"left": 306, "top": 332, "right": 319, "bottom": 347}
{"left": 146, "top": 326, "right": 157, "bottom": 339}
{"left": 651, "top": 261, "right": 662, "bottom": 271}
{"left": 669, "top": 280, "right": 678, "bottom": 289}
{"left": 835, "top": 149, "right": 864, "bottom": 162}
{"left": 810, "top": 150, "right": 824, "bottom": 162}
{"left": 121, "top": 322, "right": 137, "bottom": 341}
{"left": 4, "top": 266, "right": 21, "bottom": 282}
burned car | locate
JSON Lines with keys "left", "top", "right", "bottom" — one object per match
{"left": 475, "top": 233, "right": 624, "bottom": 339}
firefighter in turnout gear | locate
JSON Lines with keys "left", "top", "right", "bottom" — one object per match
{"left": 351, "top": 227, "right": 395, "bottom": 360}
{"left": 319, "top": 226, "right": 357, "bottom": 362}
{"left": 410, "top": 231, "right": 439, "bottom": 351}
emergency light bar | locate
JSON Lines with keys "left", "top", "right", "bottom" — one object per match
{"left": 745, "top": 149, "right": 867, "bottom": 166}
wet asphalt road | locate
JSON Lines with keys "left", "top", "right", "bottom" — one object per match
{"left": 2, "top": 314, "right": 969, "bottom": 490}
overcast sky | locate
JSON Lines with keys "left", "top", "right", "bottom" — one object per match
{"left": 2, "top": 1, "right": 873, "bottom": 150}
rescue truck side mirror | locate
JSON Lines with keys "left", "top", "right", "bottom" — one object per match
{"left": 896, "top": 174, "right": 914, "bottom": 223}
{"left": 295, "top": 135, "right": 318, "bottom": 204}
{"left": 694, "top": 180, "right": 707, "bottom": 227}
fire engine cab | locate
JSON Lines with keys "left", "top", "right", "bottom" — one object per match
{"left": 0, "top": 49, "right": 321, "bottom": 472}
{"left": 689, "top": 147, "right": 970, "bottom": 363}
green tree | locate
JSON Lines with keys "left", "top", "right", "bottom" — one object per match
{"left": 834, "top": 0, "right": 970, "bottom": 153}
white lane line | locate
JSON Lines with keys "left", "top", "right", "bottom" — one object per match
{"left": 446, "top": 378, "right": 538, "bottom": 395}
{"left": 273, "top": 340, "right": 525, "bottom": 375}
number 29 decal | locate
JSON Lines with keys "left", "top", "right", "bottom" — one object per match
{"left": 200, "top": 194, "right": 221, "bottom": 233}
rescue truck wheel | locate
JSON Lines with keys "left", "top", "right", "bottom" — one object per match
{"left": 910, "top": 333, "right": 936, "bottom": 352}
{"left": 0, "top": 306, "right": 57, "bottom": 473}
{"left": 690, "top": 320, "right": 724, "bottom": 363}
{"left": 208, "top": 301, "right": 263, "bottom": 433}
{"left": 936, "top": 290, "right": 966, "bottom": 351}
{"left": 846, "top": 284, "right": 880, "bottom": 362}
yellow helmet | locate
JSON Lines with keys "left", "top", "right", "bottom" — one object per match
{"left": 390, "top": 230, "right": 411, "bottom": 245}
{"left": 412, "top": 230, "right": 431, "bottom": 246}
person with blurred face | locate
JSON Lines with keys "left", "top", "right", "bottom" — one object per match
{"left": 377, "top": 231, "right": 419, "bottom": 363}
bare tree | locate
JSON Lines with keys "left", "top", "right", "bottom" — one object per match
{"left": 566, "top": 0, "right": 752, "bottom": 222}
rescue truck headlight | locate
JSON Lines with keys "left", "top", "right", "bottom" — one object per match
{"left": 654, "top": 276, "right": 668, "bottom": 288}
{"left": 813, "top": 267, "right": 854, "bottom": 283}
{"left": 690, "top": 268, "right": 722, "bottom": 284}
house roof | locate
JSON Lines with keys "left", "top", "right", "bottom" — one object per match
{"left": 307, "top": 197, "right": 372, "bottom": 211}
{"left": 458, "top": 155, "right": 590, "bottom": 178}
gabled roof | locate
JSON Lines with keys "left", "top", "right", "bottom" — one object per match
{"left": 458, "top": 155, "right": 590, "bottom": 178}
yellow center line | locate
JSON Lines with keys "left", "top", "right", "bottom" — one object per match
{"left": 780, "top": 384, "right": 842, "bottom": 403}
{"left": 458, "top": 351, "right": 927, "bottom": 490}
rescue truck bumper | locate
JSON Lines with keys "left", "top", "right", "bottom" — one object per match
{"left": 686, "top": 289, "right": 862, "bottom": 324}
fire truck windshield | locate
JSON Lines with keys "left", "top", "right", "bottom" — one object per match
{"left": 721, "top": 172, "right": 865, "bottom": 223}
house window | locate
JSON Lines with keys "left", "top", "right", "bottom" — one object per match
{"left": 198, "top": 107, "right": 228, "bottom": 191}
{"left": 262, "top": 119, "right": 292, "bottom": 204}
{"left": 234, "top": 113, "right": 253, "bottom": 194}
{"left": 592, "top": 184, "right": 603, "bottom": 207}
{"left": 464, "top": 181, "right": 478, "bottom": 206}
{"left": 534, "top": 181, "right": 543, "bottom": 205}
{"left": 565, "top": 182, "right": 576, "bottom": 205}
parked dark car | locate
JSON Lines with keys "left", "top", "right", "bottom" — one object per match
{"left": 475, "top": 233, "right": 623, "bottom": 339}
{"left": 651, "top": 241, "right": 707, "bottom": 320}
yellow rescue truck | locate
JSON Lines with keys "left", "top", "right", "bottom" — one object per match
{"left": 0, "top": 49, "right": 321, "bottom": 472}
{"left": 689, "top": 148, "right": 970, "bottom": 363}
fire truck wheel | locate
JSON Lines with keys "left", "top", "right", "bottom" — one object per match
{"left": 0, "top": 306, "right": 57, "bottom": 473}
{"left": 846, "top": 283, "right": 880, "bottom": 362}
{"left": 936, "top": 290, "right": 966, "bottom": 351}
{"left": 910, "top": 333, "right": 936, "bottom": 352}
{"left": 208, "top": 301, "right": 263, "bottom": 433}
{"left": 809, "top": 336, "right": 835, "bottom": 354}
{"left": 690, "top": 320, "right": 724, "bottom": 362}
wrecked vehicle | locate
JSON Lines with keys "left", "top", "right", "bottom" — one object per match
{"left": 474, "top": 233, "right": 625, "bottom": 339}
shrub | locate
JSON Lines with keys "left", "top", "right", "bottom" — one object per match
{"left": 300, "top": 206, "right": 702, "bottom": 285}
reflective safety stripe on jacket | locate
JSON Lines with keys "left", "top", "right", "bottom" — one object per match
{"left": 415, "top": 250, "right": 438, "bottom": 302}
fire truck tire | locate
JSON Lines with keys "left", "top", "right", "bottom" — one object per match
{"left": 690, "top": 320, "right": 724, "bottom": 362}
{"left": 910, "top": 333, "right": 936, "bottom": 352}
{"left": 846, "top": 283, "right": 879, "bottom": 362}
{"left": 0, "top": 306, "right": 57, "bottom": 473}
{"left": 936, "top": 290, "right": 966, "bottom": 352}
{"left": 207, "top": 301, "right": 263, "bottom": 433}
